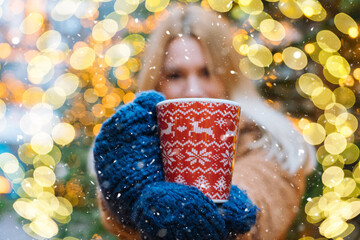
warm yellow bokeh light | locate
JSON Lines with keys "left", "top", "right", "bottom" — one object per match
{"left": 0, "top": 43, "right": 12, "bottom": 59}
{"left": 0, "top": 99, "right": 5, "bottom": 119}
{"left": 20, "top": 12, "right": 44, "bottom": 34}
{"left": 30, "top": 216, "right": 58, "bottom": 238}
{"left": 42, "top": 87, "right": 66, "bottom": 110}
{"left": 247, "top": 44, "right": 273, "bottom": 67}
{"left": 239, "top": 57, "right": 265, "bottom": 80}
{"left": 316, "top": 30, "right": 341, "bottom": 53}
{"left": 278, "top": 0, "right": 303, "bottom": 19}
{"left": 33, "top": 166, "right": 56, "bottom": 187}
{"left": 302, "top": 122, "right": 326, "bottom": 145}
{"left": 322, "top": 166, "right": 344, "bottom": 187}
{"left": 70, "top": 47, "right": 96, "bottom": 70}
{"left": 54, "top": 73, "right": 79, "bottom": 96}
{"left": 31, "top": 132, "right": 54, "bottom": 155}
{"left": 105, "top": 43, "right": 131, "bottom": 67}
{"left": 114, "top": 0, "right": 139, "bottom": 15}
{"left": 296, "top": 73, "right": 323, "bottom": 97}
{"left": 21, "top": 178, "right": 44, "bottom": 197}
{"left": 334, "top": 12, "right": 358, "bottom": 35}
{"left": 232, "top": 34, "right": 256, "bottom": 56}
{"left": 311, "top": 87, "right": 335, "bottom": 110}
{"left": 52, "top": 123, "right": 76, "bottom": 145}
{"left": 259, "top": 19, "right": 286, "bottom": 42}
{"left": 348, "top": 27, "right": 359, "bottom": 38}
{"left": 92, "top": 19, "right": 118, "bottom": 42}
{"left": 324, "top": 133, "right": 347, "bottom": 155}
{"left": 282, "top": 47, "right": 307, "bottom": 70}
{"left": 208, "top": 0, "right": 233, "bottom": 12}
{"left": 27, "top": 55, "right": 54, "bottom": 85}
{"left": 36, "top": 30, "right": 62, "bottom": 52}
{"left": 248, "top": 11, "right": 272, "bottom": 31}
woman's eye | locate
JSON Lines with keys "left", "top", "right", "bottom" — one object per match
{"left": 168, "top": 73, "right": 181, "bottom": 80}
{"left": 201, "top": 68, "right": 210, "bottom": 78}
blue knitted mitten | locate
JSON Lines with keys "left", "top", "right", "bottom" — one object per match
{"left": 94, "top": 90, "right": 258, "bottom": 239}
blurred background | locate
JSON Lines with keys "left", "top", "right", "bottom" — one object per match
{"left": 0, "top": 0, "right": 360, "bottom": 239}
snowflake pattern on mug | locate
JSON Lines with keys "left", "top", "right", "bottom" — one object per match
{"left": 157, "top": 100, "right": 241, "bottom": 202}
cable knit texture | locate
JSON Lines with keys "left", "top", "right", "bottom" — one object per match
{"left": 94, "top": 90, "right": 258, "bottom": 239}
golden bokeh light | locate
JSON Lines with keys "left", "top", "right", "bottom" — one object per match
{"left": 21, "top": 178, "right": 44, "bottom": 197}
{"left": 0, "top": 153, "right": 19, "bottom": 174}
{"left": 278, "top": 0, "right": 303, "bottom": 19}
{"left": 248, "top": 11, "right": 272, "bottom": 31}
{"left": 302, "top": 122, "right": 326, "bottom": 145}
{"left": 42, "top": 87, "right": 66, "bottom": 109}
{"left": 31, "top": 132, "right": 54, "bottom": 155}
{"left": 316, "top": 30, "right": 341, "bottom": 53}
{"left": 239, "top": 57, "right": 265, "bottom": 80}
{"left": 92, "top": 19, "right": 118, "bottom": 42}
{"left": 0, "top": 99, "right": 5, "bottom": 118}
{"left": 145, "top": 0, "right": 170, "bottom": 12}
{"left": 324, "top": 103, "right": 347, "bottom": 125}
{"left": 325, "top": 55, "right": 350, "bottom": 79}
{"left": 20, "top": 12, "right": 44, "bottom": 34}
{"left": 123, "top": 92, "right": 136, "bottom": 104}
{"left": 239, "top": 0, "right": 263, "bottom": 15}
{"left": 51, "top": 0, "right": 77, "bottom": 21}
{"left": 334, "top": 12, "right": 358, "bottom": 35}
{"left": 0, "top": 43, "right": 12, "bottom": 59}
{"left": 36, "top": 30, "right": 62, "bottom": 52}
{"left": 322, "top": 166, "right": 344, "bottom": 188}
{"left": 27, "top": 55, "right": 54, "bottom": 85}
{"left": 13, "top": 198, "right": 37, "bottom": 220}
{"left": 33, "top": 166, "right": 56, "bottom": 187}
{"left": 84, "top": 88, "right": 99, "bottom": 103}
{"left": 324, "top": 133, "right": 347, "bottom": 155}
{"left": 52, "top": 123, "right": 76, "bottom": 145}
{"left": 121, "top": 34, "right": 145, "bottom": 56}
{"left": 311, "top": 87, "right": 335, "bottom": 110}
{"left": 296, "top": 73, "right": 323, "bottom": 98}
{"left": 208, "top": 0, "right": 233, "bottom": 12}
{"left": 54, "top": 73, "right": 79, "bottom": 96}
{"left": 22, "top": 87, "right": 44, "bottom": 107}
{"left": 282, "top": 47, "right": 307, "bottom": 70}
{"left": 70, "top": 47, "right": 96, "bottom": 70}
{"left": 232, "top": 33, "right": 256, "bottom": 55}
{"left": 105, "top": 43, "right": 131, "bottom": 67}
{"left": 247, "top": 44, "right": 273, "bottom": 67}
{"left": 106, "top": 12, "right": 129, "bottom": 31}
{"left": 114, "top": 0, "right": 139, "bottom": 15}
{"left": 333, "top": 87, "right": 355, "bottom": 109}
{"left": 259, "top": 19, "right": 286, "bottom": 42}
{"left": 30, "top": 216, "right": 58, "bottom": 238}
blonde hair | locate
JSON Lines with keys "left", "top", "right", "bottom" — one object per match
{"left": 137, "top": 4, "right": 316, "bottom": 174}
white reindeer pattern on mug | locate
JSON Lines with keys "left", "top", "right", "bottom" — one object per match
{"left": 188, "top": 117, "right": 215, "bottom": 138}
{"left": 161, "top": 120, "right": 175, "bottom": 137}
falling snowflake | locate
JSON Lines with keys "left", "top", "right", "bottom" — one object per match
{"left": 220, "top": 150, "right": 234, "bottom": 167}
{"left": 162, "top": 148, "right": 177, "bottom": 166}
{"left": 214, "top": 176, "right": 227, "bottom": 191}
{"left": 194, "top": 175, "right": 210, "bottom": 190}
{"left": 185, "top": 149, "right": 211, "bottom": 165}
{"left": 174, "top": 175, "right": 187, "bottom": 185}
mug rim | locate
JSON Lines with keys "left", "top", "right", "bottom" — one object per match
{"left": 156, "top": 98, "right": 240, "bottom": 107}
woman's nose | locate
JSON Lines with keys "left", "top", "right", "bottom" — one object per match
{"left": 184, "top": 75, "right": 206, "bottom": 98}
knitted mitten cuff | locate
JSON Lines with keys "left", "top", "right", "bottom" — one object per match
{"left": 94, "top": 90, "right": 166, "bottom": 226}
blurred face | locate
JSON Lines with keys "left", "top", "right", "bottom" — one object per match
{"left": 157, "top": 37, "right": 226, "bottom": 99}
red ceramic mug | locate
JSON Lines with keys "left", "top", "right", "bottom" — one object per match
{"left": 156, "top": 98, "right": 241, "bottom": 203}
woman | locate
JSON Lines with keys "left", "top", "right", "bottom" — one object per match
{"left": 96, "top": 3, "right": 316, "bottom": 239}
